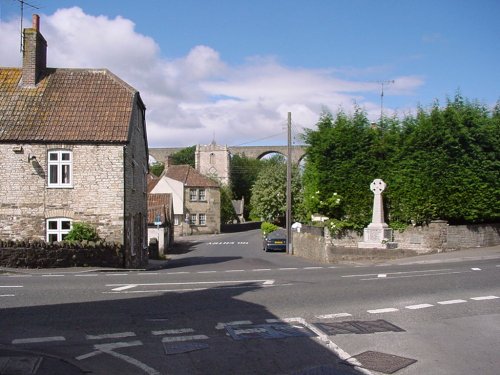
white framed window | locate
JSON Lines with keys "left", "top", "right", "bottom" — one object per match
{"left": 189, "top": 214, "right": 197, "bottom": 225}
{"left": 198, "top": 213, "right": 206, "bottom": 226}
{"left": 189, "top": 189, "right": 198, "bottom": 201}
{"left": 174, "top": 216, "right": 180, "bottom": 226}
{"left": 198, "top": 189, "right": 206, "bottom": 201}
{"left": 48, "top": 150, "right": 72, "bottom": 188}
{"left": 46, "top": 218, "right": 72, "bottom": 242}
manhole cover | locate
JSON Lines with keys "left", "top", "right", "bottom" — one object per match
{"left": 351, "top": 351, "right": 417, "bottom": 374}
{"left": 163, "top": 342, "right": 209, "bottom": 355}
{"left": 316, "top": 320, "right": 405, "bottom": 335}
{"left": 226, "top": 323, "right": 315, "bottom": 341}
{"left": 0, "top": 356, "right": 43, "bottom": 374}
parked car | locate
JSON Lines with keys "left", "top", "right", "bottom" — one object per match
{"left": 263, "top": 229, "right": 287, "bottom": 252}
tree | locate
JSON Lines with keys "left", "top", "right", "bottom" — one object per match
{"left": 170, "top": 145, "right": 196, "bottom": 167}
{"left": 230, "top": 154, "right": 265, "bottom": 218}
{"left": 220, "top": 184, "right": 237, "bottom": 224}
{"left": 150, "top": 162, "right": 164, "bottom": 177}
{"left": 250, "top": 156, "right": 302, "bottom": 224}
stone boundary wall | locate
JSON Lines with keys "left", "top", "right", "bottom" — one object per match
{"left": 294, "top": 222, "right": 500, "bottom": 262}
{"left": 0, "top": 245, "right": 124, "bottom": 269}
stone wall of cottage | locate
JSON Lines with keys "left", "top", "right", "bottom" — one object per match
{"left": 122, "top": 99, "right": 149, "bottom": 268}
{"left": 0, "top": 143, "right": 125, "bottom": 243}
{"left": 185, "top": 187, "right": 221, "bottom": 235}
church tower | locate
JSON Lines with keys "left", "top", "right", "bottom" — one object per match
{"left": 195, "top": 141, "right": 230, "bottom": 185}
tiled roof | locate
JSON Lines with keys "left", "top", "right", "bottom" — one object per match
{"left": 0, "top": 68, "right": 138, "bottom": 143}
{"left": 148, "top": 193, "right": 172, "bottom": 224}
{"left": 165, "top": 165, "right": 219, "bottom": 188}
{"left": 147, "top": 174, "right": 160, "bottom": 193}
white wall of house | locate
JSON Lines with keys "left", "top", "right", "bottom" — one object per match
{"left": 150, "top": 176, "right": 184, "bottom": 236}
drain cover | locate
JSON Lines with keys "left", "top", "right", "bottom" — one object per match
{"left": 316, "top": 320, "right": 405, "bottom": 335}
{"left": 163, "top": 342, "right": 209, "bottom": 355}
{"left": 351, "top": 351, "right": 417, "bottom": 374}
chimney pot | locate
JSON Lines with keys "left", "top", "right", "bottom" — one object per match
{"left": 32, "top": 14, "right": 40, "bottom": 31}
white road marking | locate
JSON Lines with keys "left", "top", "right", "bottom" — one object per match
{"left": 161, "top": 335, "right": 209, "bottom": 343}
{"left": 166, "top": 271, "right": 190, "bottom": 275}
{"left": 93, "top": 341, "right": 160, "bottom": 375}
{"left": 0, "top": 285, "right": 23, "bottom": 288}
{"left": 304, "top": 267, "right": 323, "bottom": 270}
{"left": 75, "top": 274, "right": 98, "bottom": 277}
{"left": 225, "top": 269, "right": 245, "bottom": 273}
{"left": 197, "top": 271, "right": 217, "bottom": 274}
{"left": 152, "top": 328, "right": 195, "bottom": 336}
{"left": 86, "top": 332, "right": 136, "bottom": 340}
{"left": 342, "top": 268, "right": 453, "bottom": 278}
{"left": 106, "top": 273, "right": 129, "bottom": 276}
{"left": 316, "top": 313, "right": 352, "bottom": 319}
{"left": 5, "top": 275, "right": 32, "bottom": 278}
{"left": 437, "top": 299, "right": 467, "bottom": 305}
{"left": 470, "top": 295, "right": 499, "bottom": 301}
{"left": 0, "top": 294, "right": 15, "bottom": 297}
{"left": 367, "top": 308, "right": 399, "bottom": 314}
{"left": 216, "top": 321, "right": 252, "bottom": 330}
{"left": 328, "top": 266, "right": 337, "bottom": 269}
{"left": 471, "top": 268, "right": 481, "bottom": 271}
{"left": 405, "top": 303, "right": 434, "bottom": 310}
{"left": 361, "top": 271, "right": 463, "bottom": 280}
{"left": 252, "top": 268, "right": 271, "bottom": 271}
{"left": 13, "top": 336, "right": 66, "bottom": 344}
{"left": 41, "top": 274, "right": 65, "bottom": 277}
{"left": 377, "top": 274, "right": 387, "bottom": 278}
{"left": 138, "top": 273, "right": 158, "bottom": 275}
{"left": 111, "top": 284, "right": 138, "bottom": 291}
{"left": 278, "top": 267, "right": 298, "bottom": 270}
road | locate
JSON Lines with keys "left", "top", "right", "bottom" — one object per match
{"left": 1, "top": 229, "right": 499, "bottom": 374}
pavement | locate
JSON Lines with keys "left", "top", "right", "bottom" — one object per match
{"left": 1, "top": 244, "right": 499, "bottom": 374}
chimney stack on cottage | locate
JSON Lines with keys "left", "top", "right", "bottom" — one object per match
{"left": 22, "top": 14, "right": 47, "bottom": 87}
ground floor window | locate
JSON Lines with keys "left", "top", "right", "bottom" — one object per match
{"left": 46, "top": 218, "right": 72, "bottom": 242}
{"left": 198, "top": 213, "right": 206, "bottom": 226}
{"left": 189, "top": 214, "right": 197, "bottom": 225}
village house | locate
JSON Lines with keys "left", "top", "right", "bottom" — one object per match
{"left": 148, "top": 164, "right": 221, "bottom": 237}
{"left": 0, "top": 15, "right": 149, "bottom": 268}
{"left": 147, "top": 192, "right": 174, "bottom": 257}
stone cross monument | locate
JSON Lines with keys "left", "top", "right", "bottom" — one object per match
{"left": 358, "top": 179, "right": 396, "bottom": 249}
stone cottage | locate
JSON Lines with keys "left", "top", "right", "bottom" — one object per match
{"left": 0, "top": 15, "right": 149, "bottom": 268}
{"left": 149, "top": 165, "right": 221, "bottom": 236}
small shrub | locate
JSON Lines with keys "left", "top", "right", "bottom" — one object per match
{"left": 261, "top": 222, "right": 279, "bottom": 236}
{"left": 65, "top": 222, "right": 100, "bottom": 242}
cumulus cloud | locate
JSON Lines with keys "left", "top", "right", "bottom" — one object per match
{"left": 0, "top": 7, "right": 424, "bottom": 147}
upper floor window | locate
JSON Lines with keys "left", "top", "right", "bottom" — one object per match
{"left": 189, "top": 188, "right": 207, "bottom": 201}
{"left": 48, "top": 150, "right": 72, "bottom": 188}
{"left": 46, "top": 218, "right": 72, "bottom": 242}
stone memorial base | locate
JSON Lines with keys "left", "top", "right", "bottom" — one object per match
{"left": 358, "top": 227, "right": 398, "bottom": 249}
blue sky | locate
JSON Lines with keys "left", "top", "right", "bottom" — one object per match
{"left": 1, "top": 0, "right": 498, "bottom": 148}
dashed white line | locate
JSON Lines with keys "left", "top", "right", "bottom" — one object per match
{"left": 75, "top": 274, "right": 98, "bottom": 277}
{"left": 303, "top": 267, "right": 323, "bottom": 270}
{"left": 86, "top": 332, "right": 136, "bottom": 340}
{"left": 367, "top": 308, "right": 399, "bottom": 314}
{"left": 0, "top": 285, "right": 23, "bottom": 288}
{"left": 377, "top": 274, "right": 387, "bottom": 278}
{"left": 438, "top": 299, "right": 467, "bottom": 305}
{"left": 405, "top": 303, "right": 434, "bottom": 310}
{"left": 161, "top": 335, "right": 209, "bottom": 343}
{"left": 252, "top": 268, "right": 271, "bottom": 271}
{"left": 152, "top": 328, "right": 195, "bottom": 336}
{"left": 197, "top": 271, "right": 217, "bottom": 274}
{"left": 471, "top": 268, "right": 482, "bottom": 271}
{"left": 216, "top": 320, "right": 252, "bottom": 330}
{"left": 278, "top": 267, "right": 298, "bottom": 270}
{"left": 0, "top": 294, "right": 15, "bottom": 297}
{"left": 41, "top": 274, "right": 65, "bottom": 277}
{"left": 316, "top": 313, "right": 352, "bottom": 319}
{"left": 470, "top": 295, "right": 499, "bottom": 301}
{"left": 13, "top": 336, "right": 66, "bottom": 344}
{"left": 225, "top": 269, "right": 245, "bottom": 273}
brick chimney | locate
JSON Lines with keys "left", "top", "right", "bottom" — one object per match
{"left": 22, "top": 14, "right": 47, "bottom": 87}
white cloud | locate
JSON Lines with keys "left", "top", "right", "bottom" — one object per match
{"left": 0, "top": 7, "right": 424, "bottom": 148}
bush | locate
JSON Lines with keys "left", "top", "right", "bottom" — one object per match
{"left": 261, "top": 222, "right": 279, "bottom": 236}
{"left": 65, "top": 222, "right": 100, "bottom": 242}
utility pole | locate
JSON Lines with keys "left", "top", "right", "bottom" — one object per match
{"left": 378, "top": 80, "right": 394, "bottom": 126}
{"left": 286, "top": 112, "right": 293, "bottom": 255}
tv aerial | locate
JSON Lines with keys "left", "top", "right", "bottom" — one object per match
{"left": 14, "top": 0, "right": 40, "bottom": 52}
{"left": 377, "top": 80, "right": 395, "bottom": 125}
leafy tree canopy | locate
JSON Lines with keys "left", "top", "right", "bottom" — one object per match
{"left": 170, "top": 145, "right": 196, "bottom": 167}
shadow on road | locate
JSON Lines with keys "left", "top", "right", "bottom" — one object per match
{"left": 1, "top": 281, "right": 364, "bottom": 374}
{"left": 164, "top": 256, "right": 242, "bottom": 269}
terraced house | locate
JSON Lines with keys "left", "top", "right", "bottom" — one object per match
{"left": 0, "top": 15, "right": 149, "bottom": 268}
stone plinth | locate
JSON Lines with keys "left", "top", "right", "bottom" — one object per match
{"left": 358, "top": 179, "right": 397, "bottom": 249}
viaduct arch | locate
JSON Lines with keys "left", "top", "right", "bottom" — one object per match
{"left": 149, "top": 145, "right": 307, "bottom": 165}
